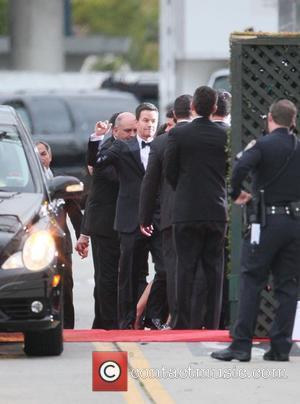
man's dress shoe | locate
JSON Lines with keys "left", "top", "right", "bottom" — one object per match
{"left": 211, "top": 348, "right": 251, "bottom": 362}
{"left": 144, "top": 318, "right": 163, "bottom": 330}
{"left": 263, "top": 349, "right": 289, "bottom": 361}
{"left": 160, "top": 323, "right": 172, "bottom": 330}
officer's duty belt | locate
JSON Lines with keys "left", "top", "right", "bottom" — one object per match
{"left": 266, "top": 206, "right": 291, "bottom": 215}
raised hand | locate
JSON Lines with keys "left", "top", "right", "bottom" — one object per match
{"left": 94, "top": 120, "right": 112, "bottom": 137}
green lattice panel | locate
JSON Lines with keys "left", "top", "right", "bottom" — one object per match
{"left": 229, "top": 34, "right": 300, "bottom": 332}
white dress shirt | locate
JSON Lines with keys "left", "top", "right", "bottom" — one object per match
{"left": 44, "top": 167, "right": 54, "bottom": 180}
{"left": 136, "top": 135, "right": 153, "bottom": 170}
{"left": 89, "top": 132, "right": 105, "bottom": 142}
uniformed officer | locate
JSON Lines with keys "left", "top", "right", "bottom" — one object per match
{"left": 212, "top": 99, "right": 300, "bottom": 362}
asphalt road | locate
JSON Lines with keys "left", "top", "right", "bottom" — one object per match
{"left": 1, "top": 225, "right": 300, "bottom": 403}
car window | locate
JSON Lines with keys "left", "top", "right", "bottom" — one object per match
{"left": 0, "top": 125, "right": 35, "bottom": 192}
{"left": 66, "top": 96, "right": 138, "bottom": 133}
{"left": 212, "top": 76, "right": 231, "bottom": 92}
{"left": 30, "top": 98, "right": 73, "bottom": 134}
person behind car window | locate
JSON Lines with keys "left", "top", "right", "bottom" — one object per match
{"left": 36, "top": 141, "right": 82, "bottom": 329}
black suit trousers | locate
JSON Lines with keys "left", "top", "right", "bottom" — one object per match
{"left": 231, "top": 215, "right": 300, "bottom": 355}
{"left": 162, "top": 227, "right": 177, "bottom": 320}
{"left": 91, "top": 234, "right": 120, "bottom": 329}
{"left": 172, "top": 221, "right": 226, "bottom": 329}
{"left": 63, "top": 253, "right": 74, "bottom": 329}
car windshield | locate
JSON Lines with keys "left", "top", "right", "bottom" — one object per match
{"left": 0, "top": 125, "right": 35, "bottom": 192}
{"left": 30, "top": 98, "right": 73, "bottom": 134}
{"left": 67, "top": 96, "right": 138, "bottom": 134}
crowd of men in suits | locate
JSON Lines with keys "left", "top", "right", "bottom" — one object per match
{"left": 75, "top": 85, "right": 231, "bottom": 330}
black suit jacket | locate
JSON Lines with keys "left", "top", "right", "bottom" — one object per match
{"left": 213, "top": 120, "right": 230, "bottom": 130}
{"left": 82, "top": 136, "right": 119, "bottom": 238}
{"left": 165, "top": 117, "right": 228, "bottom": 223}
{"left": 97, "top": 137, "right": 151, "bottom": 233}
{"left": 139, "top": 122, "right": 188, "bottom": 230}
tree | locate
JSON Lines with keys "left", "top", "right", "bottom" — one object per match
{"left": 72, "top": 0, "right": 158, "bottom": 70}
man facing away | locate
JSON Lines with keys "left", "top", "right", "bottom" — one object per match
{"left": 165, "top": 86, "right": 228, "bottom": 330}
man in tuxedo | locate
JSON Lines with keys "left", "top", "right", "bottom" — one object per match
{"left": 212, "top": 89, "right": 232, "bottom": 329}
{"left": 96, "top": 103, "right": 168, "bottom": 329}
{"left": 76, "top": 112, "right": 137, "bottom": 329}
{"left": 165, "top": 86, "right": 228, "bottom": 330}
{"left": 212, "top": 89, "right": 231, "bottom": 129}
{"left": 139, "top": 94, "right": 193, "bottom": 323}
{"left": 36, "top": 141, "right": 82, "bottom": 329}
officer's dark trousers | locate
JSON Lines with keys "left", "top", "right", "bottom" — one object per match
{"left": 172, "top": 221, "right": 227, "bottom": 329}
{"left": 231, "top": 214, "right": 300, "bottom": 355}
{"left": 91, "top": 235, "right": 120, "bottom": 329}
{"left": 118, "top": 228, "right": 168, "bottom": 329}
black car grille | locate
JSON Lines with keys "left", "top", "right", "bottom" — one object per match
{"left": 0, "top": 298, "right": 47, "bottom": 320}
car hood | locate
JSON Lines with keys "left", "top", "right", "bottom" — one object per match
{"left": 0, "top": 192, "right": 44, "bottom": 255}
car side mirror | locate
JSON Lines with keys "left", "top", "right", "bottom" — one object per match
{"left": 48, "top": 176, "right": 84, "bottom": 200}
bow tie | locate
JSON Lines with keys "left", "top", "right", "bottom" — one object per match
{"left": 141, "top": 141, "right": 151, "bottom": 149}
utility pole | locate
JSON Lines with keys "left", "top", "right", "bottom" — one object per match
{"left": 159, "top": 0, "right": 176, "bottom": 115}
{"left": 9, "top": 0, "right": 64, "bottom": 72}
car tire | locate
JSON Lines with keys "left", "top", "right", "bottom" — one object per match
{"left": 24, "top": 320, "right": 63, "bottom": 357}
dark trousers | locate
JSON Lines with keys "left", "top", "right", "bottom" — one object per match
{"left": 91, "top": 234, "right": 120, "bottom": 329}
{"left": 63, "top": 253, "right": 74, "bottom": 329}
{"left": 231, "top": 215, "right": 300, "bottom": 355}
{"left": 190, "top": 260, "right": 208, "bottom": 329}
{"left": 118, "top": 228, "right": 167, "bottom": 329}
{"left": 162, "top": 227, "right": 177, "bottom": 320}
{"left": 172, "top": 221, "right": 227, "bottom": 329}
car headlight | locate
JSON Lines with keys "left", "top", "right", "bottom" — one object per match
{"left": 2, "top": 230, "right": 56, "bottom": 271}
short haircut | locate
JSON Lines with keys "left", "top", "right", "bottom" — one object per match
{"left": 174, "top": 94, "right": 192, "bottom": 119}
{"left": 192, "top": 86, "right": 217, "bottom": 117}
{"left": 215, "top": 90, "right": 231, "bottom": 117}
{"left": 135, "top": 102, "right": 158, "bottom": 120}
{"left": 36, "top": 140, "right": 52, "bottom": 156}
{"left": 269, "top": 99, "right": 297, "bottom": 127}
{"left": 166, "top": 108, "right": 175, "bottom": 119}
{"left": 109, "top": 111, "right": 122, "bottom": 128}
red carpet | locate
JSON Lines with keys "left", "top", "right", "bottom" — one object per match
{"left": 0, "top": 330, "right": 273, "bottom": 343}
{"left": 63, "top": 329, "right": 272, "bottom": 342}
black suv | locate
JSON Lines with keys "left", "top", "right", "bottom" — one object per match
{"left": 0, "top": 105, "right": 83, "bottom": 356}
{"left": 0, "top": 90, "right": 138, "bottom": 200}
